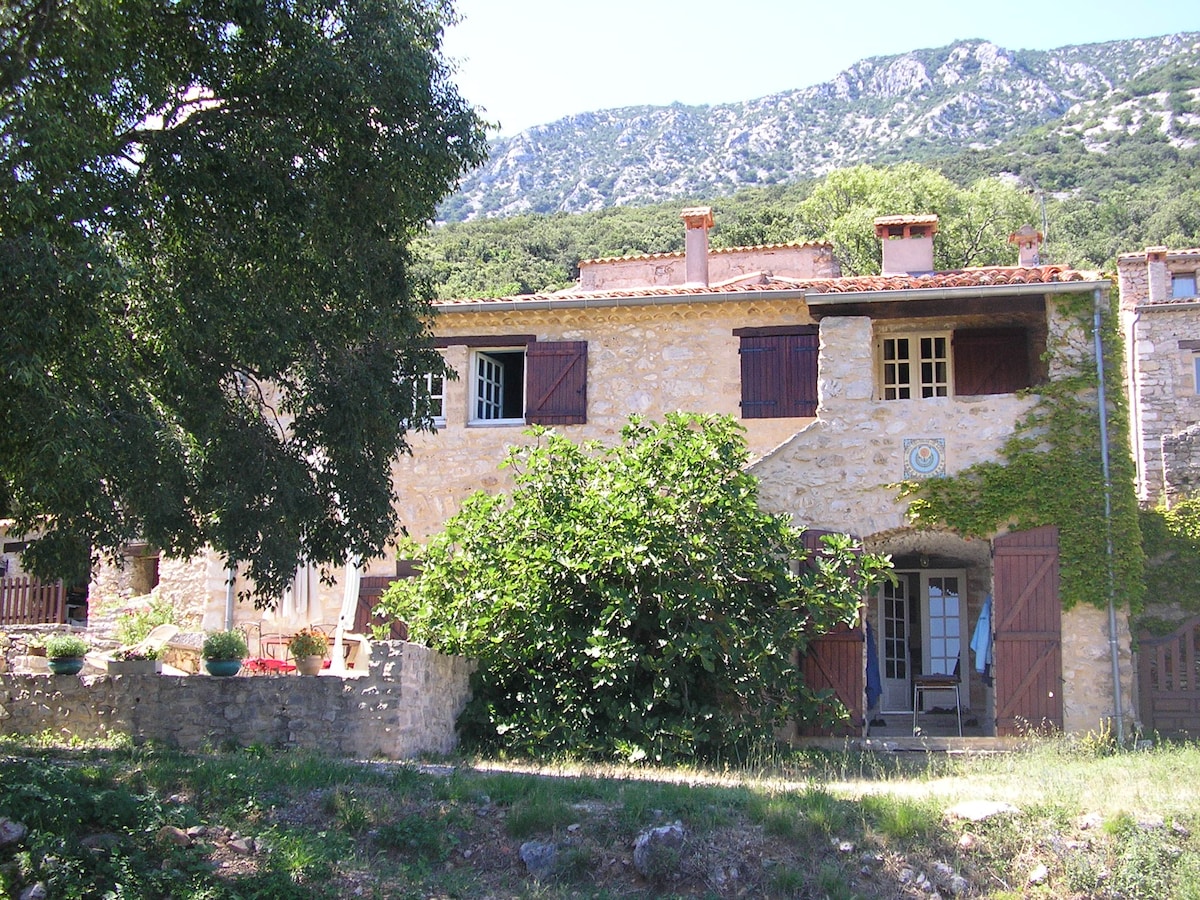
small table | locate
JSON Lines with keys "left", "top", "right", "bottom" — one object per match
{"left": 912, "top": 675, "right": 962, "bottom": 736}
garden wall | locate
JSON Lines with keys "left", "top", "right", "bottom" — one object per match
{"left": 0, "top": 641, "right": 474, "bottom": 759}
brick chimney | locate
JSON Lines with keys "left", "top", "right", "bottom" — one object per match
{"left": 1146, "top": 246, "right": 1170, "bottom": 303}
{"left": 874, "top": 214, "right": 938, "bottom": 275}
{"left": 681, "top": 206, "right": 714, "bottom": 286}
{"left": 1008, "top": 224, "right": 1043, "bottom": 267}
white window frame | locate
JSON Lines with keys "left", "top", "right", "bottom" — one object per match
{"left": 1193, "top": 354, "right": 1200, "bottom": 396}
{"left": 880, "top": 333, "right": 951, "bottom": 400}
{"left": 423, "top": 372, "right": 445, "bottom": 426}
{"left": 470, "top": 348, "right": 526, "bottom": 426}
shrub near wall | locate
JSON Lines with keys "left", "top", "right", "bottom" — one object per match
{"left": 0, "top": 642, "right": 474, "bottom": 759}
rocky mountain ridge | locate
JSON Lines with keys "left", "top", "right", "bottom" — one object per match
{"left": 440, "top": 32, "right": 1200, "bottom": 222}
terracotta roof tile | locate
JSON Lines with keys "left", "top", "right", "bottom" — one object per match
{"left": 577, "top": 240, "right": 832, "bottom": 267}
{"left": 434, "top": 266, "right": 1100, "bottom": 309}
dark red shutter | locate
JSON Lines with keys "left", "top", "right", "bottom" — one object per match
{"left": 953, "top": 328, "right": 1032, "bottom": 396}
{"left": 525, "top": 341, "right": 587, "bottom": 425}
{"left": 993, "top": 526, "right": 1063, "bottom": 735}
{"left": 797, "top": 529, "right": 865, "bottom": 736}
{"left": 739, "top": 330, "right": 818, "bottom": 419}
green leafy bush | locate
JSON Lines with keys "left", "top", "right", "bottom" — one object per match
{"left": 114, "top": 593, "right": 178, "bottom": 647}
{"left": 44, "top": 633, "right": 88, "bottom": 659}
{"left": 202, "top": 630, "right": 248, "bottom": 661}
{"left": 377, "top": 413, "right": 891, "bottom": 761}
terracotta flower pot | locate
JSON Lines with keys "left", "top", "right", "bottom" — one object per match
{"left": 295, "top": 655, "right": 324, "bottom": 676}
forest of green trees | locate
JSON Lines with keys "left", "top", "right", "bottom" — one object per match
{"left": 415, "top": 78, "right": 1200, "bottom": 300}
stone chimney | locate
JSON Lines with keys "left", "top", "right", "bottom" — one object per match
{"left": 874, "top": 214, "right": 938, "bottom": 275}
{"left": 681, "top": 206, "right": 714, "bottom": 286}
{"left": 1146, "top": 246, "right": 1170, "bottom": 303}
{"left": 1008, "top": 224, "right": 1043, "bottom": 267}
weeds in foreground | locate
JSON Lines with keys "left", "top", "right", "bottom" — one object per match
{"left": 0, "top": 738, "right": 1197, "bottom": 898}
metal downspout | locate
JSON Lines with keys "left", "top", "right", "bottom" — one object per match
{"left": 1093, "top": 288, "right": 1126, "bottom": 743}
{"left": 224, "top": 565, "right": 236, "bottom": 632}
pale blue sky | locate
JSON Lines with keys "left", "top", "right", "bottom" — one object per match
{"left": 443, "top": 0, "right": 1200, "bottom": 136}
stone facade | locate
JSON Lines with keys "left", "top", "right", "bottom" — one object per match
{"left": 1118, "top": 247, "right": 1200, "bottom": 502}
{"left": 0, "top": 640, "right": 474, "bottom": 759}
{"left": 393, "top": 297, "right": 814, "bottom": 544}
{"left": 73, "top": 213, "right": 1133, "bottom": 741}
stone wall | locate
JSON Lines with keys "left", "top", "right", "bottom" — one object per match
{"left": 577, "top": 243, "right": 837, "bottom": 291}
{"left": 0, "top": 641, "right": 474, "bottom": 759}
{"left": 1061, "top": 603, "right": 1135, "bottom": 735}
{"left": 1162, "top": 424, "right": 1200, "bottom": 500}
{"left": 393, "top": 297, "right": 816, "bottom": 544}
{"left": 1118, "top": 248, "right": 1200, "bottom": 502}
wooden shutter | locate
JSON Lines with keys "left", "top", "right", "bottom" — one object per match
{"left": 797, "top": 529, "right": 864, "bottom": 736}
{"left": 526, "top": 341, "right": 587, "bottom": 425}
{"left": 993, "top": 526, "right": 1063, "bottom": 735}
{"left": 953, "top": 328, "right": 1032, "bottom": 396}
{"left": 357, "top": 575, "right": 408, "bottom": 639}
{"left": 738, "top": 329, "right": 818, "bottom": 419}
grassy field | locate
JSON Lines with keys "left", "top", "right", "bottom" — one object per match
{"left": 1, "top": 734, "right": 1198, "bottom": 898}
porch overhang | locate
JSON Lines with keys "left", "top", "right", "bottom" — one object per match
{"left": 805, "top": 280, "right": 1109, "bottom": 321}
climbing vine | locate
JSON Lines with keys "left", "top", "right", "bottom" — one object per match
{"left": 1139, "top": 497, "right": 1200, "bottom": 629}
{"left": 905, "top": 289, "right": 1144, "bottom": 611}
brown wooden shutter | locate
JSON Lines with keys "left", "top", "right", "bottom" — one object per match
{"left": 525, "top": 341, "right": 587, "bottom": 425}
{"left": 357, "top": 575, "right": 408, "bottom": 639}
{"left": 953, "top": 328, "right": 1032, "bottom": 396}
{"left": 739, "top": 329, "right": 818, "bottom": 419}
{"left": 993, "top": 526, "right": 1063, "bottom": 735}
{"left": 796, "top": 529, "right": 865, "bottom": 736}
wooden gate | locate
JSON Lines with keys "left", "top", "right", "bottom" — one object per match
{"left": 1138, "top": 616, "right": 1200, "bottom": 738}
{"left": 993, "top": 527, "right": 1063, "bottom": 735}
{"left": 796, "top": 529, "right": 864, "bottom": 737}
{"left": 0, "top": 576, "right": 66, "bottom": 626}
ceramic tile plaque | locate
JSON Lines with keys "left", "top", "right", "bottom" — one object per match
{"left": 904, "top": 438, "right": 946, "bottom": 479}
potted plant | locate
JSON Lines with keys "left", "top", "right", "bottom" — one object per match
{"left": 109, "top": 646, "right": 163, "bottom": 676}
{"left": 201, "top": 630, "right": 247, "bottom": 677}
{"left": 44, "top": 633, "right": 89, "bottom": 675}
{"left": 287, "top": 628, "right": 328, "bottom": 676}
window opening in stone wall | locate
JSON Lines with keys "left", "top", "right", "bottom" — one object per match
{"left": 472, "top": 349, "right": 525, "bottom": 423}
{"left": 1173, "top": 274, "right": 1197, "bottom": 299}
{"left": 881, "top": 335, "right": 949, "bottom": 399}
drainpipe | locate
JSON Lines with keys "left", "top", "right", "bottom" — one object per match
{"left": 224, "top": 564, "right": 236, "bottom": 632}
{"left": 1093, "top": 288, "right": 1126, "bottom": 744}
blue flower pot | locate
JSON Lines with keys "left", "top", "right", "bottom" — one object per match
{"left": 203, "top": 659, "right": 242, "bottom": 677}
{"left": 47, "top": 657, "right": 84, "bottom": 676}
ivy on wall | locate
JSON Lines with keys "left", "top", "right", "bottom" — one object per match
{"left": 1139, "top": 498, "right": 1200, "bottom": 630}
{"left": 904, "top": 289, "right": 1145, "bottom": 611}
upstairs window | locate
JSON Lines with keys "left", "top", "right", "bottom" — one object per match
{"left": 881, "top": 335, "right": 948, "bottom": 399}
{"left": 469, "top": 340, "right": 587, "bottom": 426}
{"left": 1174, "top": 274, "right": 1198, "bottom": 299}
{"left": 879, "top": 328, "right": 1033, "bottom": 399}
{"left": 736, "top": 326, "right": 818, "bottom": 418}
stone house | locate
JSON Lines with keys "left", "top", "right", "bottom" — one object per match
{"left": 90, "top": 209, "right": 1132, "bottom": 740}
{"left": 1117, "top": 246, "right": 1200, "bottom": 504}
{"left": 1116, "top": 246, "right": 1200, "bottom": 738}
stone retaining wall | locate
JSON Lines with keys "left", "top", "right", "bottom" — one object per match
{"left": 0, "top": 641, "right": 474, "bottom": 759}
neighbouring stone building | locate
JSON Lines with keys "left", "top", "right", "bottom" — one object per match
{"left": 1117, "top": 246, "right": 1200, "bottom": 504}
{"left": 81, "top": 209, "right": 1133, "bottom": 741}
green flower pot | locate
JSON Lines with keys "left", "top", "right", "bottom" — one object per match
{"left": 203, "top": 659, "right": 242, "bottom": 677}
{"left": 47, "top": 657, "right": 84, "bottom": 676}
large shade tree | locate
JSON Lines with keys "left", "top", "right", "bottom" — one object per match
{"left": 1, "top": 0, "right": 487, "bottom": 598}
